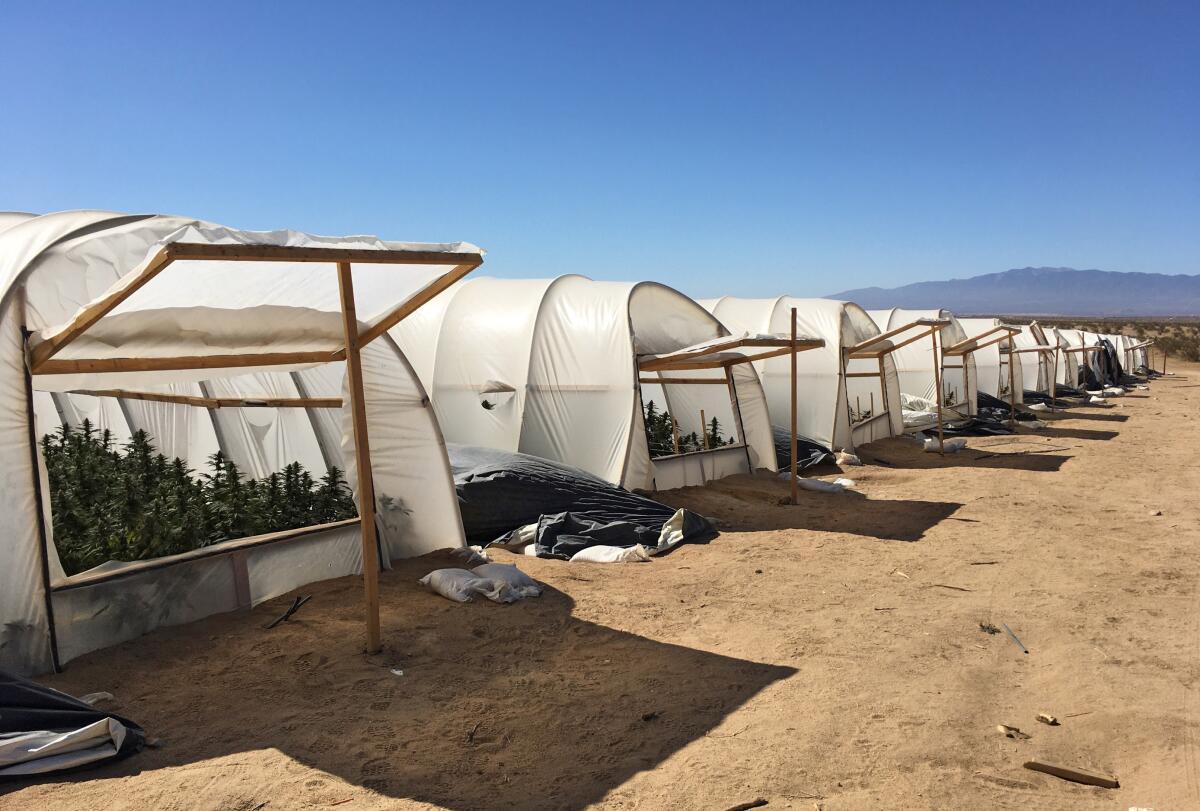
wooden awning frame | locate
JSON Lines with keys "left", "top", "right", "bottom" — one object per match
{"left": 21, "top": 242, "right": 484, "bottom": 667}
{"left": 63, "top": 389, "right": 343, "bottom": 409}
{"left": 637, "top": 335, "right": 824, "bottom": 373}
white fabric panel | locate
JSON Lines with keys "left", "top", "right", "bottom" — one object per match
{"left": 0, "top": 717, "right": 128, "bottom": 776}
{"left": 425, "top": 277, "right": 559, "bottom": 452}
{"left": 0, "top": 212, "right": 38, "bottom": 235}
{"left": 51, "top": 553, "right": 240, "bottom": 665}
{"left": 0, "top": 299, "right": 53, "bottom": 675}
{"left": 116, "top": 383, "right": 221, "bottom": 469}
{"left": 652, "top": 446, "right": 751, "bottom": 490}
{"left": 246, "top": 525, "right": 362, "bottom": 604}
{"left": 624, "top": 393, "right": 656, "bottom": 491}
{"left": 958, "top": 318, "right": 1003, "bottom": 398}
{"left": 729, "top": 362, "right": 776, "bottom": 471}
{"left": 342, "top": 337, "right": 465, "bottom": 563}
{"left": 292, "top": 364, "right": 348, "bottom": 471}
{"left": 18, "top": 216, "right": 479, "bottom": 340}
{"left": 204, "top": 372, "right": 328, "bottom": 478}
{"left": 522, "top": 277, "right": 634, "bottom": 484}
{"left": 47, "top": 393, "right": 133, "bottom": 446}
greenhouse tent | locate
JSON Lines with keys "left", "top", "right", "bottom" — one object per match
{"left": 955, "top": 318, "right": 1024, "bottom": 404}
{"left": 699, "top": 297, "right": 903, "bottom": 453}
{"left": 1009, "top": 323, "right": 1057, "bottom": 396}
{"left": 390, "top": 276, "right": 787, "bottom": 492}
{"left": 0, "top": 210, "right": 482, "bottom": 676}
{"left": 868, "top": 308, "right": 977, "bottom": 419}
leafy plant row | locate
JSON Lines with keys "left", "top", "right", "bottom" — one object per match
{"left": 42, "top": 420, "right": 357, "bottom": 575}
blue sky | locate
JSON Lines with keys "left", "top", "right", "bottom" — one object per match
{"left": 2, "top": 1, "right": 1196, "bottom": 298}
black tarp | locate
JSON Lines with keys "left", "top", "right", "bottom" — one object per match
{"left": 449, "top": 444, "right": 715, "bottom": 560}
{"left": 772, "top": 426, "right": 836, "bottom": 470}
{"left": 0, "top": 669, "right": 144, "bottom": 778}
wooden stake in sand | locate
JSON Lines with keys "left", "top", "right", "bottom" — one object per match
{"left": 1024, "top": 760, "right": 1119, "bottom": 789}
{"left": 790, "top": 307, "right": 799, "bottom": 506}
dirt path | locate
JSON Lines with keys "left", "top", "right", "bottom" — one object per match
{"left": 4, "top": 366, "right": 1198, "bottom": 810}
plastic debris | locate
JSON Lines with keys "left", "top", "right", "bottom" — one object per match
{"left": 998, "top": 724, "right": 1031, "bottom": 740}
{"left": 1036, "top": 713, "right": 1060, "bottom": 726}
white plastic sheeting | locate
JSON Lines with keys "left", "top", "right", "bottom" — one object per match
{"left": 0, "top": 210, "right": 477, "bottom": 675}
{"left": 701, "top": 297, "right": 903, "bottom": 452}
{"left": 868, "top": 308, "right": 977, "bottom": 419}
{"left": 1011, "top": 323, "right": 1055, "bottom": 394}
{"left": 391, "top": 276, "right": 778, "bottom": 491}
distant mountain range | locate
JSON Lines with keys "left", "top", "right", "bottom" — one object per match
{"left": 828, "top": 267, "right": 1200, "bottom": 316}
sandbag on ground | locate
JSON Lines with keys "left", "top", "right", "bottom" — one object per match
{"left": 0, "top": 670, "right": 145, "bottom": 778}
{"left": 449, "top": 445, "right": 716, "bottom": 560}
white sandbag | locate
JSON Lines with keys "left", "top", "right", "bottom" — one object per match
{"left": 835, "top": 451, "right": 862, "bottom": 466}
{"left": 418, "top": 569, "right": 518, "bottom": 604}
{"left": 924, "top": 437, "right": 967, "bottom": 453}
{"left": 1026, "top": 402, "right": 1050, "bottom": 412}
{"left": 778, "top": 473, "right": 851, "bottom": 493}
{"left": 1089, "top": 395, "right": 1107, "bottom": 405}
{"left": 1102, "top": 386, "right": 1125, "bottom": 396}
{"left": 523, "top": 543, "right": 539, "bottom": 557}
{"left": 472, "top": 563, "right": 543, "bottom": 598}
{"left": 1024, "top": 419, "right": 1047, "bottom": 429}
{"left": 569, "top": 544, "right": 652, "bottom": 563}
{"left": 447, "top": 546, "right": 491, "bottom": 566}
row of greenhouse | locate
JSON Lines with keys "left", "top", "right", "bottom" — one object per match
{"left": 0, "top": 211, "right": 1156, "bottom": 676}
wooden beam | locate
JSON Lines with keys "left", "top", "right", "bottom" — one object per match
{"left": 844, "top": 371, "right": 882, "bottom": 378}
{"left": 637, "top": 337, "right": 823, "bottom": 371}
{"left": 166, "top": 242, "right": 483, "bottom": 266}
{"left": 34, "top": 349, "right": 345, "bottom": 376}
{"left": 638, "top": 377, "right": 727, "bottom": 385}
{"left": 338, "top": 262, "right": 382, "bottom": 655}
{"left": 931, "top": 330, "right": 945, "bottom": 455}
{"left": 358, "top": 262, "right": 479, "bottom": 347}
{"left": 790, "top": 307, "right": 799, "bottom": 506}
{"left": 848, "top": 319, "right": 945, "bottom": 355}
{"left": 65, "top": 389, "right": 345, "bottom": 409}
{"left": 53, "top": 518, "right": 360, "bottom": 592}
{"left": 30, "top": 247, "right": 175, "bottom": 370}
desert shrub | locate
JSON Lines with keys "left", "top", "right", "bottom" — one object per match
{"left": 42, "top": 421, "right": 357, "bottom": 575}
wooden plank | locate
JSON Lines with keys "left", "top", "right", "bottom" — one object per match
{"left": 35, "top": 349, "right": 345, "bottom": 376}
{"left": 53, "top": 518, "right": 360, "bottom": 592}
{"left": 338, "top": 262, "right": 382, "bottom": 655}
{"left": 167, "top": 242, "right": 483, "bottom": 266}
{"left": 844, "top": 371, "right": 882, "bottom": 378}
{"left": 638, "top": 377, "right": 727, "bottom": 385}
{"left": 847, "top": 318, "right": 946, "bottom": 354}
{"left": 30, "top": 247, "right": 174, "bottom": 370}
{"left": 1023, "top": 761, "right": 1119, "bottom": 789}
{"left": 931, "top": 331, "right": 945, "bottom": 455}
{"left": 65, "top": 390, "right": 344, "bottom": 409}
{"left": 358, "top": 262, "right": 479, "bottom": 347}
{"left": 790, "top": 307, "right": 798, "bottom": 506}
{"left": 637, "top": 337, "right": 823, "bottom": 371}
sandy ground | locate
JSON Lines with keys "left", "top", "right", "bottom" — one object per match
{"left": 4, "top": 364, "right": 1199, "bottom": 810}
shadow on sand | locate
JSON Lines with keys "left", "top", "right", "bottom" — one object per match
{"left": 657, "top": 475, "right": 961, "bottom": 542}
{"left": 858, "top": 442, "right": 1069, "bottom": 473}
{"left": 7, "top": 557, "right": 794, "bottom": 810}
{"left": 1034, "top": 426, "right": 1119, "bottom": 441}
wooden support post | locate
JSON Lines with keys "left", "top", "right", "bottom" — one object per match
{"left": 1007, "top": 344, "right": 1017, "bottom": 428}
{"left": 931, "top": 330, "right": 945, "bottom": 455}
{"left": 671, "top": 415, "right": 680, "bottom": 454}
{"left": 1050, "top": 347, "right": 1058, "bottom": 402}
{"left": 790, "top": 307, "right": 799, "bottom": 506}
{"left": 337, "top": 262, "right": 381, "bottom": 655}
{"left": 700, "top": 409, "right": 710, "bottom": 450}
{"left": 876, "top": 355, "right": 891, "bottom": 437}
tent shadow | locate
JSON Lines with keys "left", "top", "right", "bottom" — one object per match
{"left": 857, "top": 441, "right": 1069, "bottom": 473}
{"left": 1035, "top": 426, "right": 1119, "bottom": 441}
{"left": 1055, "top": 411, "right": 1129, "bottom": 423}
{"left": 14, "top": 555, "right": 794, "bottom": 810}
{"left": 656, "top": 475, "right": 961, "bottom": 542}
